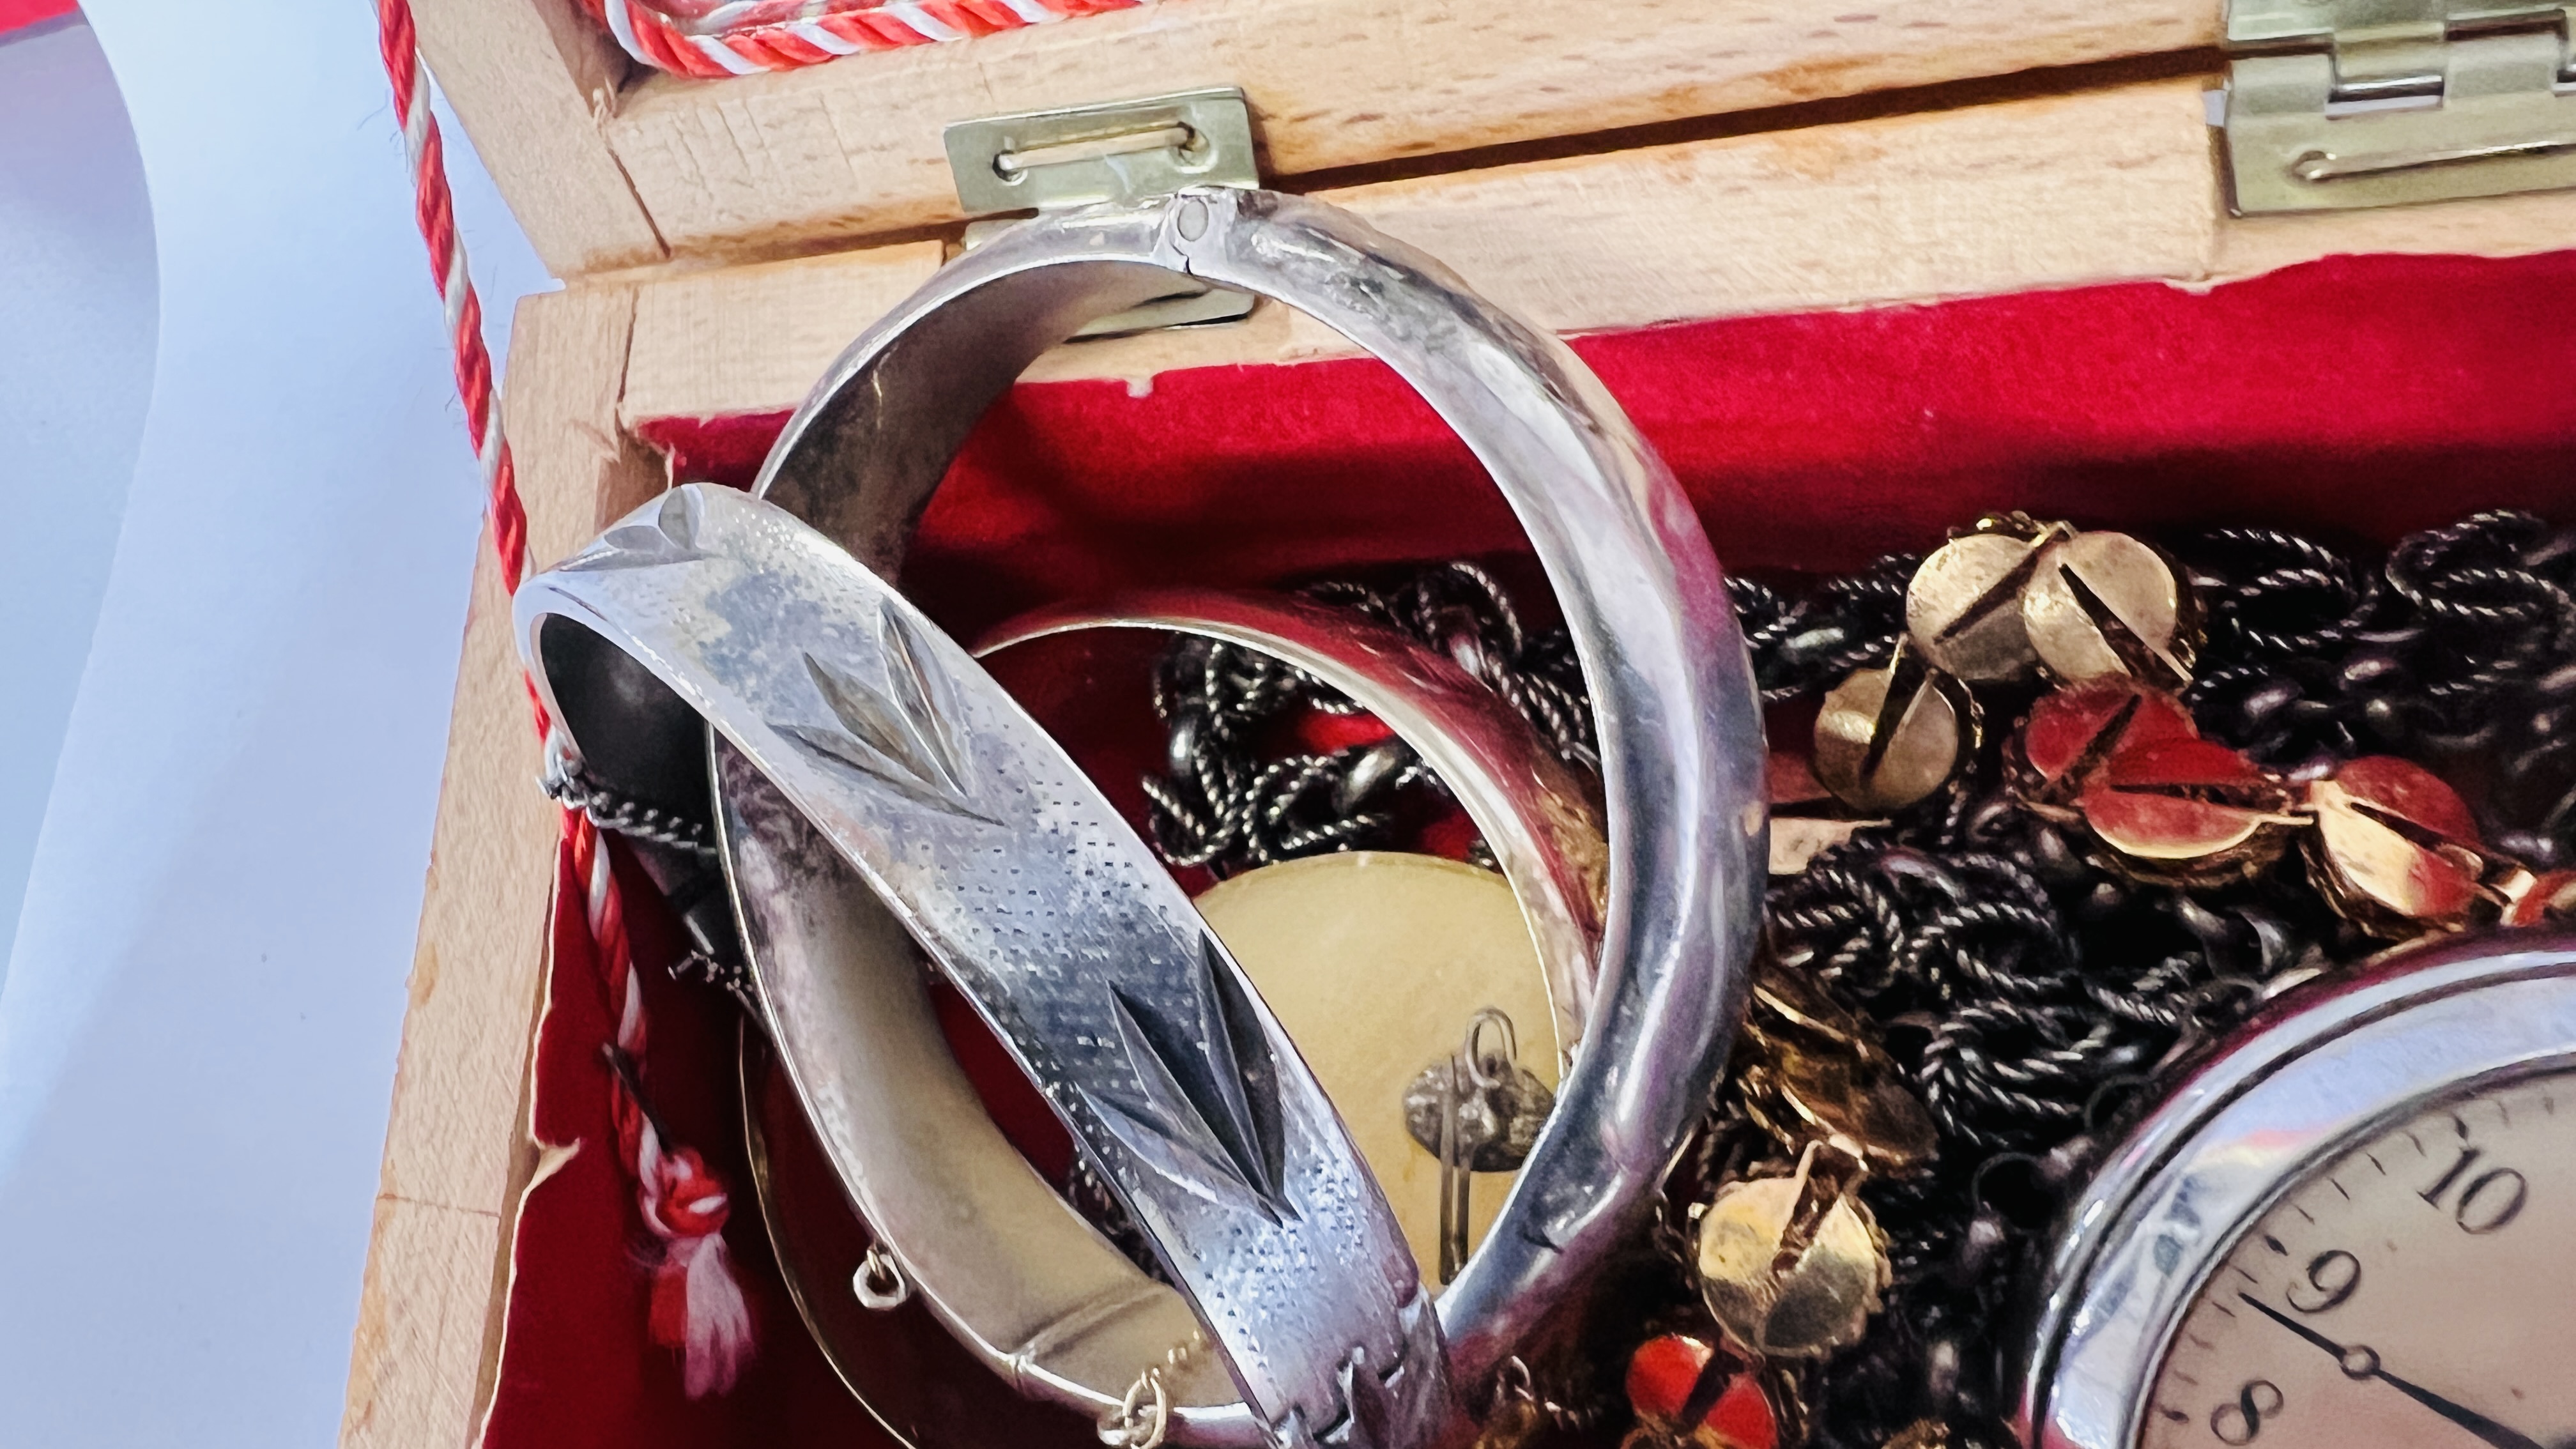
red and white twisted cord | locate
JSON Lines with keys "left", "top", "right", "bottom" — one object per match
{"left": 592, "top": 0, "right": 1147, "bottom": 79}
{"left": 376, "top": 0, "right": 753, "bottom": 1397}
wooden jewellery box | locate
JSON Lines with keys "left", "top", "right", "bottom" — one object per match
{"left": 348, "top": 1, "right": 2576, "bottom": 1445}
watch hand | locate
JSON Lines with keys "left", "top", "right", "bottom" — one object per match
{"left": 2236, "top": 1292, "right": 2344, "bottom": 1355}
{"left": 2372, "top": 1367, "right": 2552, "bottom": 1449}
{"left": 2238, "top": 1294, "right": 2546, "bottom": 1449}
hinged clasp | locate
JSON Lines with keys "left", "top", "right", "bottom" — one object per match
{"left": 944, "top": 88, "right": 1260, "bottom": 337}
{"left": 2223, "top": 0, "right": 2576, "bottom": 213}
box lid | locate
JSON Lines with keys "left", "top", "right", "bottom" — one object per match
{"left": 420, "top": 0, "right": 2224, "bottom": 273}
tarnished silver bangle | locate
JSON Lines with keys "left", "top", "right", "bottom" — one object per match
{"left": 751, "top": 187, "right": 1768, "bottom": 1386}
{"left": 518, "top": 187, "right": 1767, "bottom": 1444}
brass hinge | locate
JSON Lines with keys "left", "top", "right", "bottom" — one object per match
{"left": 2224, "top": 1, "right": 2576, "bottom": 213}
{"left": 943, "top": 87, "right": 1260, "bottom": 338}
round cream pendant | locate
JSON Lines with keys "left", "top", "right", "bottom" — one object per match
{"left": 1193, "top": 851, "right": 1561, "bottom": 1277}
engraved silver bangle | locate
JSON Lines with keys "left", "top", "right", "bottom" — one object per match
{"left": 740, "top": 588, "right": 1611, "bottom": 1449}
{"left": 526, "top": 485, "right": 1444, "bottom": 1446}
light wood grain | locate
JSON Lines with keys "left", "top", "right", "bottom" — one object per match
{"left": 341, "top": 285, "right": 664, "bottom": 1449}
{"left": 2211, "top": 187, "right": 2576, "bottom": 280}
{"left": 622, "top": 81, "right": 2223, "bottom": 412}
{"left": 621, "top": 241, "right": 946, "bottom": 425}
{"left": 598, "top": 0, "right": 2215, "bottom": 260}
{"left": 615, "top": 77, "right": 2576, "bottom": 417}
{"left": 415, "top": 0, "right": 666, "bottom": 275}
{"left": 341, "top": 1195, "right": 512, "bottom": 1449}
{"left": 1322, "top": 80, "right": 2220, "bottom": 337}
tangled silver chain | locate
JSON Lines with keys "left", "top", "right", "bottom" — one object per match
{"left": 540, "top": 752, "right": 720, "bottom": 861}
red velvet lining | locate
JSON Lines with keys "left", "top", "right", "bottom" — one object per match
{"left": 494, "top": 247, "right": 2576, "bottom": 1448}
{"left": 489, "top": 850, "right": 887, "bottom": 1449}
{"left": 645, "top": 250, "right": 2576, "bottom": 641}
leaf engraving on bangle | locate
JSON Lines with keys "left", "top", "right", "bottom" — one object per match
{"left": 559, "top": 488, "right": 712, "bottom": 572}
{"left": 779, "top": 609, "right": 997, "bottom": 825}
{"left": 1088, "top": 936, "right": 1295, "bottom": 1222}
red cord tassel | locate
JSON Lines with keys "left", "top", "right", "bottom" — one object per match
{"left": 374, "top": 0, "right": 754, "bottom": 1395}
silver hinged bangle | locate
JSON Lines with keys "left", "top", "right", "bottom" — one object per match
{"left": 749, "top": 186, "right": 1768, "bottom": 1386}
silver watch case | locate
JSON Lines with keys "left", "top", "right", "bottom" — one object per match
{"left": 2016, "top": 931, "right": 2576, "bottom": 1449}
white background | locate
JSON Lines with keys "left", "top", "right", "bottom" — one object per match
{"left": 0, "top": 3, "right": 548, "bottom": 1441}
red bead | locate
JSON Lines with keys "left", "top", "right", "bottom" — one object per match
{"left": 2080, "top": 736, "right": 2292, "bottom": 873}
{"left": 1625, "top": 1335, "right": 1778, "bottom": 1449}
{"left": 2100, "top": 735, "right": 2272, "bottom": 792}
{"left": 2020, "top": 679, "right": 2196, "bottom": 790}
{"left": 2330, "top": 756, "right": 2480, "bottom": 845}
{"left": 1700, "top": 1375, "right": 1779, "bottom": 1449}
{"left": 1625, "top": 1334, "right": 1708, "bottom": 1424}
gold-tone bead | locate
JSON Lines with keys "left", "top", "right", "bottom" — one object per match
{"left": 1812, "top": 650, "right": 1972, "bottom": 814}
{"left": 1744, "top": 968, "right": 1936, "bottom": 1178}
{"left": 2019, "top": 531, "right": 2198, "bottom": 689}
{"left": 2304, "top": 756, "right": 2485, "bottom": 937}
{"left": 1905, "top": 526, "right": 2064, "bottom": 682}
{"left": 2501, "top": 868, "right": 2576, "bottom": 928}
{"left": 1696, "top": 1144, "right": 1892, "bottom": 1360}
{"left": 2078, "top": 736, "right": 2299, "bottom": 887}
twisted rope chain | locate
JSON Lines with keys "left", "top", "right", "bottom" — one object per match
{"left": 1131, "top": 512, "right": 2576, "bottom": 1449}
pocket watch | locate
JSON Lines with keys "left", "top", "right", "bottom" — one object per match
{"left": 2016, "top": 931, "right": 2576, "bottom": 1449}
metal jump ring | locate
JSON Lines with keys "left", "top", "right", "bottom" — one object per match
{"left": 852, "top": 1243, "right": 912, "bottom": 1311}
{"left": 1463, "top": 1008, "right": 1520, "bottom": 1089}
{"left": 1100, "top": 1368, "right": 1173, "bottom": 1449}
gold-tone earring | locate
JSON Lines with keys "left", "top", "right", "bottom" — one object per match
{"left": 1812, "top": 642, "right": 1976, "bottom": 815}
{"left": 1404, "top": 1008, "right": 1555, "bottom": 1282}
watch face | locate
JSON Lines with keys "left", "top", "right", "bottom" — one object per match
{"left": 2141, "top": 1067, "right": 2576, "bottom": 1449}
